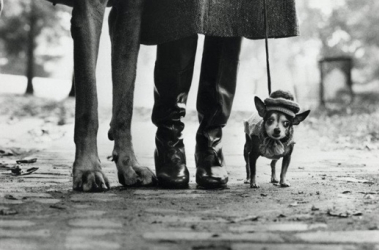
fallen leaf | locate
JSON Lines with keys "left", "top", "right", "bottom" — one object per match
{"left": 9, "top": 166, "right": 39, "bottom": 176}
{"left": 50, "top": 204, "right": 67, "bottom": 210}
{"left": 229, "top": 215, "right": 259, "bottom": 223}
{"left": 327, "top": 210, "right": 349, "bottom": 218}
{"left": 10, "top": 165, "right": 22, "bottom": 175}
{"left": 0, "top": 209, "right": 18, "bottom": 215}
{"left": 352, "top": 211, "right": 363, "bottom": 216}
{"left": 4, "top": 195, "right": 17, "bottom": 200}
{"left": 342, "top": 191, "right": 351, "bottom": 194}
{"left": 23, "top": 167, "right": 39, "bottom": 175}
{"left": 260, "top": 193, "right": 268, "bottom": 197}
{"left": 16, "top": 158, "right": 37, "bottom": 164}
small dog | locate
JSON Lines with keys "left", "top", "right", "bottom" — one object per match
{"left": 243, "top": 90, "right": 310, "bottom": 188}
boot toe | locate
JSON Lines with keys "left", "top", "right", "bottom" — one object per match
{"left": 157, "top": 174, "right": 189, "bottom": 188}
{"left": 157, "top": 165, "right": 189, "bottom": 188}
{"left": 196, "top": 166, "right": 228, "bottom": 188}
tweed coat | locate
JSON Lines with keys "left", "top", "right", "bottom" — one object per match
{"left": 140, "top": 0, "right": 298, "bottom": 45}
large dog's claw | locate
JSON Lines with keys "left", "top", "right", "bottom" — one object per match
{"left": 118, "top": 166, "right": 157, "bottom": 187}
{"left": 73, "top": 169, "right": 110, "bottom": 192}
{"left": 118, "top": 169, "right": 139, "bottom": 186}
{"left": 133, "top": 166, "right": 157, "bottom": 186}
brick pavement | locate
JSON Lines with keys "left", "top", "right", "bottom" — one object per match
{"left": 0, "top": 111, "right": 379, "bottom": 250}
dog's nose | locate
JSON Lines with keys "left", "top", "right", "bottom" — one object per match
{"left": 274, "top": 128, "right": 280, "bottom": 134}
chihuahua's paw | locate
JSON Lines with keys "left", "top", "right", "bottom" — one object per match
{"left": 250, "top": 183, "right": 260, "bottom": 188}
{"left": 270, "top": 178, "right": 279, "bottom": 184}
{"left": 280, "top": 181, "right": 291, "bottom": 188}
{"left": 244, "top": 179, "right": 250, "bottom": 184}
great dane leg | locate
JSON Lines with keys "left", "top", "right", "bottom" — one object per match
{"left": 71, "top": 0, "right": 109, "bottom": 191}
{"left": 108, "top": 0, "right": 156, "bottom": 186}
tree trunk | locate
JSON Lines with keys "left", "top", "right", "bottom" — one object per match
{"left": 25, "top": 1, "right": 36, "bottom": 95}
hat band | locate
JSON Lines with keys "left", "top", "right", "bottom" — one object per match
{"left": 266, "top": 106, "right": 296, "bottom": 118}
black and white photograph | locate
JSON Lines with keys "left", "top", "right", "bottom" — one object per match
{"left": 0, "top": 0, "right": 378, "bottom": 249}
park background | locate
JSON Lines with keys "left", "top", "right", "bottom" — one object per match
{"left": 2, "top": 0, "right": 379, "bottom": 110}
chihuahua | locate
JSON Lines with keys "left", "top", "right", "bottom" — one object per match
{"left": 243, "top": 90, "right": 310, "bottom": 188}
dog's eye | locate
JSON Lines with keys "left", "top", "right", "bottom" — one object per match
{"left": 283, "top": 121, "right": 290, "bottom": 128}
{"left": 267, "top": 118, "right": 274, "bottom": 125}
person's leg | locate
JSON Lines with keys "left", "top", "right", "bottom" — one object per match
{"left": 152, "top": 35, "right": 198, "bottom": 188}
{"left": 196, "top": 36, "right": 242, "bottom": 188}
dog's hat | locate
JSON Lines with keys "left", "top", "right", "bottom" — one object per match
{"left": 264, "top": 91, "right": 300, "bottom": 118}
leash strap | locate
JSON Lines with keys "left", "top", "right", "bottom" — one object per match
{"left": 264, "top": 0, "right": 272, "bottom": 95}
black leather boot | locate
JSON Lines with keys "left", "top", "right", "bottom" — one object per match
{"left": 195, "top": 36, "right": 242, "bottom": 188}
{"left": 155, "top": 128, "right": 189, "bottom": 188}
{"left": 152, "top": 35, "right": 198, "bottom": 188}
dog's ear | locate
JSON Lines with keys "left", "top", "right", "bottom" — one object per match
{"left": 254, "top": 96, "right": 266, "bottom": 117}
{"left": 293, "top": 110, "right": 310, "bottom": 125}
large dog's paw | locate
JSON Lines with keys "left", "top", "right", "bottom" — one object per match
{"left": 118, "top": 166, "right": 157, "bottom": 187}
{"left": 114, "top": 151, "right": 157, "bottom": 187}
{"left": 133, "top": 166, "right": 157, "bottom": 186}
{"left": 250, "top": 183, "right": 260, "bottom": 188}
{"left": 73, "top": 165, "right": 110, "bottom": 192}
{"left": 244, "top": 179, "right": 250, "bottom": 184}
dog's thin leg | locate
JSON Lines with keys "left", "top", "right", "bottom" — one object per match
{"left": 71, "top": 0, "right": 109, "bottom": 191}
{"left": 249, "top": 154, "right": 259, "bottom": 188}
{"left": 280, "top": 145, "right": 294, "bottom": 187}
{"left": 248, "top": 136, "right": 260, "bottom": 188}
{"left": 108, "top": 0, "right": 156, "bottom": 186}
{"left": 243, "top": 134, "right": 251, "bottom": 184}
{"left": 270, "top": 160, "right": 279, "bottom": 183}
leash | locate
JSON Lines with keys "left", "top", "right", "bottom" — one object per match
{"left": 263, "top": 0, "right": 272, "bottom": 95}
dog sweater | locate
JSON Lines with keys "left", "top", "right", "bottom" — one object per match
{"left": 244, "top": 113, "right": 295, "bottom": 160}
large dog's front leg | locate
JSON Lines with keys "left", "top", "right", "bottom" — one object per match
{"left": 108, "top": 0, "right": 156, "bottom": 186}
{"left": 71, "top": 0, "right": 109, "bottom": 191}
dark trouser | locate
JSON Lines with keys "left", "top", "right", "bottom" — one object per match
{"left": 152, "top": 34, "right": 242, "bottom": 188}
